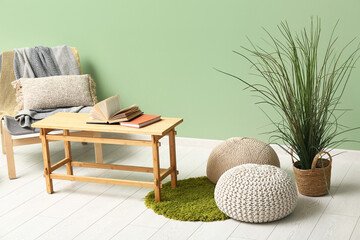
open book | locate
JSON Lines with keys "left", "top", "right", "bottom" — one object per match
{"left": 87, "top": 95, "right": 143, "bottom": 124}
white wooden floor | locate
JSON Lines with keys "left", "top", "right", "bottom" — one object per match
{"left": 1, "top": 134, "right": 360, "bottom": 240}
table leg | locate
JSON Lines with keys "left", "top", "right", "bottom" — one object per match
{"left": 93, "top": 132, "right": 103, "bottom": 164}
{"left": 151, "top": 135, "right": 161, "bottom": 202}
{"left": 169, "top": 129, "right": 177, "bottom": 188}
{"left": 63, "top": 130, "right": 73, "bottom": 175}
{"left": 40, "top": 128, "right": 53, "bottom": 193}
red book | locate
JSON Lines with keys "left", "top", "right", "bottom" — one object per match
{"left": 120, "top": 114, "right": 161, "bottom": 128}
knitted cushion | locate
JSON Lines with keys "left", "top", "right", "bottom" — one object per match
{"left": 207, "top": 137, "right": 280, "bottom": 183}
{"left": 214, "top": 164, "right": 298, "bottom": 223}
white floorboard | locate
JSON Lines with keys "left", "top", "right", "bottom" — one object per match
{"left": 149, "top": 220, "right": 203, "bottom": 240}
{"left": 73, "top": 188, "right": 151, "bottom": 240}
{"left": 112, "top": 225, "right": 158, "bottom": 240}
{"left": 266, "top": 193, "right": 334, "bottom": 240}
{"left": 230, "top": 221, "right": 278, "bottom": 240}
{"left": 37, "top": 184, "right": 141, "bottom": 240}
{"left": 324, "top": 160, "right": 360, "bottom": 217}
{"left": 308, "top": 213, "right": 358, "bottom": 240}
{"left": 2, "top": 215, "right": 61, "bottom": 240}
{"left": 188, "top": 219, "right": 240, "bottom": 240}
{"left": 131, "top": 209, "right": 169, "bottom": 229}
{"left": 350, "top": 217, "right": 360, "bottom": 240}
{"left": 1, "top": 136, "right": 360, "bottom": 240}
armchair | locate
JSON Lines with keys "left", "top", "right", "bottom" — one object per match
{"left": 1, "top": 47, "right": 103, "bottom": 179}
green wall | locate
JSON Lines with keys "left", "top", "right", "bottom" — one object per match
{"left": 1, "top": 0, "right": 360, "bottom": 150}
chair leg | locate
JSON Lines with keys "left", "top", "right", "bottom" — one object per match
{"left": 3, "top": 123, "right": 16, "bottom": 179}
{"left": 1, "top": 123, "right": 6, "bottom": 154}
{"left": 93, "top": 132, "right": 103, "bottom": 164}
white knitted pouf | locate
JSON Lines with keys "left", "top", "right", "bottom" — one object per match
{"left": 207, "top": 137, "right": 280, "bottom": 183}
{"left": 214, "top": 164, "right": 297, "bottom": 223}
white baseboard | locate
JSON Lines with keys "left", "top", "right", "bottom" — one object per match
{"left": 160, "top": 136, "right": 223, "bottom": 149}
{"left": 170, "top": 137, "right": 289, "bottom": 155}
{"left": 165, "top": 136, "right": 360, "bottom": 156}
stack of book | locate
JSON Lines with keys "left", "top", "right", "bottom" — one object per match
{"left": 87, "top": 95, "right": 161, "bottom": 128}
{"left": 120, "top": 114, "right": 161, "bottom": 128}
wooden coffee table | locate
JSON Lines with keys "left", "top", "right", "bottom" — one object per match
{"left": 32, "top": 112, "right": 183, "bottom": 202}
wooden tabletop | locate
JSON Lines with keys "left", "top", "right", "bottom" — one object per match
{"left": 32, "top": 113, "right": 183, "bottom": 136}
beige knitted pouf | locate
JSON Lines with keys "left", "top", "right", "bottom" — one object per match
{"left": 214, "top": 164, "right": 298, "bottom": 223}
{"left": 207, "top": 137, "right": 280, "bottom": 183}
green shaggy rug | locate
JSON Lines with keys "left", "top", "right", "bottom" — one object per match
{"left": 145, "top": 176, "right": 229, "bottom": 222}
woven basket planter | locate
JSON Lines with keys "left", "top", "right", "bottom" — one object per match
{"left": 292, "top": 151, "right": 332, "bottom": 197}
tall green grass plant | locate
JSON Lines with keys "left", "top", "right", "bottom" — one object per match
{"left": 219, "top": 19, "right": 359, "bottom": 169}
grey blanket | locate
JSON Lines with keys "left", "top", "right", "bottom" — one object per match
{"left": 15, "top": 107, "right": 86, "bottom": 128}
{"left": 13, "top": 45, "right": 82, "bottom": 128}
{"left": 14, "top": 45, "right": 80, "bottom": 79}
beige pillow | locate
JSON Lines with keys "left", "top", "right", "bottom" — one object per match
{"left": 12, "top": 74, "right": 97, "bottom": 111}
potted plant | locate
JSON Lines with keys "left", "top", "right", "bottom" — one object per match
{"left": 218, "top": 18, "right": 359, "bottom": 196}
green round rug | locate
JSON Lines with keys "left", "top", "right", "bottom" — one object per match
{"left": 144, "top": 176, "right": 229, "bottom": 222}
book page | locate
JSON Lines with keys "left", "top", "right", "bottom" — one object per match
{"left": 103, "top": 95, "right": 121, "bottom": 119}
{"left": 108, "top": 110, "right": 143, "bottom": 124}
{"left": 89, "top": 105, "right": 106, "bottom": 121}
{"left": 111, "top": 105, "right": 139, "bottom": 119}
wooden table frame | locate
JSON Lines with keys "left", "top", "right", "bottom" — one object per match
{"left": 33, "top": 113, "right": 183, "bottom": 202}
